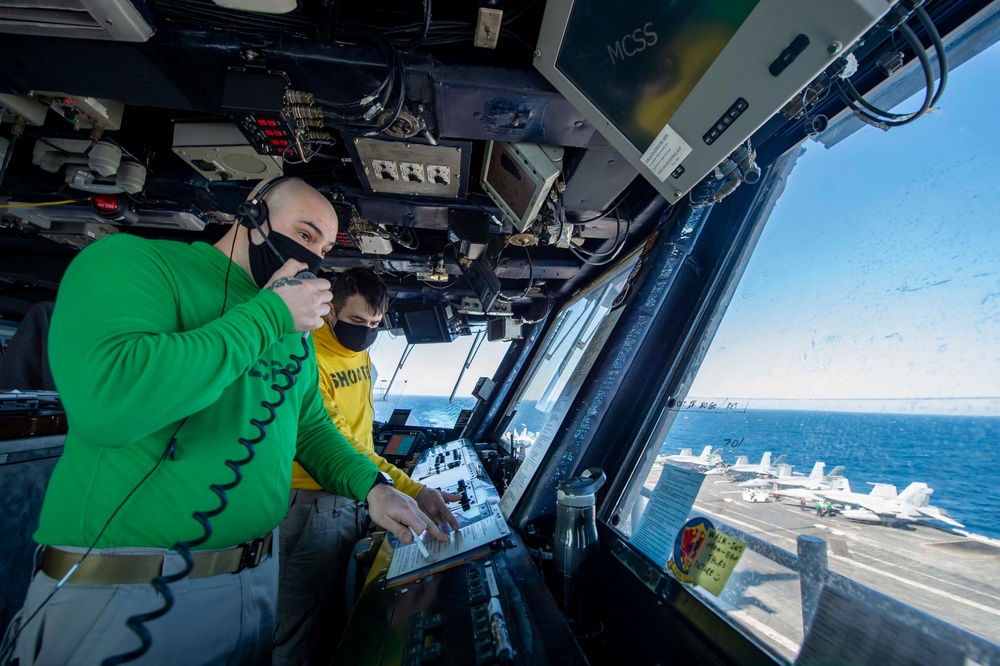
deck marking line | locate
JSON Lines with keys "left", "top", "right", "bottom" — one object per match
{"left": 830, "top": 554, "right": 1000, "bottom": 617}
{"left": 729, "top": 609, "right": 801, "bottom": 654}
{"left": 846, "top": 548, "right": 1000, "bottom": 604}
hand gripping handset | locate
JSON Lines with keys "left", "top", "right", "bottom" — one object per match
{"left": 294, "top": 271, "right": 318, "bottom": 338}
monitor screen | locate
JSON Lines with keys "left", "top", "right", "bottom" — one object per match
{"left": 385, "top": 433, "right": 417, "bottom": 456}
{"left": 485, "top": 142, "right": 534, "bottom": 220}
{"left": 555, "top": 0, "right": 758, "bottom": 152}
{"left": 388, "top": 409, "right": 411, "bottom": 426}
{"left": 533, "top": 0, "right": 888, "bottom": 204}
{"left": 397, "top": 302, "right": 455, "bottom": 344}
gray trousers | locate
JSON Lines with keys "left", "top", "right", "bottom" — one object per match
{"left": 273, "top": 490, "right": 368, "bottom": 666}
{"left": 8, "top": 541, "right": 277, "bottom": 666}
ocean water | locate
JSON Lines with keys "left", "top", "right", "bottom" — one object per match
{"left": 373, "top": 394, "right": 479, "bottom": 429}
{"left": 376, "top": 396, "right": 1000, "bottom": 540}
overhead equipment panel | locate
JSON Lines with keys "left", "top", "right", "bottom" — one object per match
{"left": 0, "top": 0, "right": 154, "bottom": 42}
{"left": 532, "top": 0, "right": 892, "bottom": 204}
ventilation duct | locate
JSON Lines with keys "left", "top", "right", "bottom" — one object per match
{"left": 0, "top": 1, "right": 154, "bottom": 42}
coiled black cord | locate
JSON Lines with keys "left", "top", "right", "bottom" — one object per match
{"left": 102, "top": 335, "right": 311, "bottom": 665}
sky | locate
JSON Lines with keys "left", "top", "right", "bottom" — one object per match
{"left": 371, "top": 41, "right": 1000, "bottom": 413}
{"left": 369, "top": 328, "right": 509, "bottom": 398}
{"left": 690, "top": 41, "right": 1000, "bottom": 415}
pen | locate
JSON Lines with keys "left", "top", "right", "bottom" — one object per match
{"left": 489, "top": 597, "right": 513, "bottom": 661}
{"left": 409, "top": 526, "right": 430, "bottom": 558}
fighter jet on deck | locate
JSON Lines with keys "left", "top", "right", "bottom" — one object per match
{"left": 774, "top": 462, "right": 845, "bottom": 489}
{"left": 822, "top": 481, "right": 964, "bottom": 528}
{"left": 727, "top": 452, "right": 786, "bottom": 480}
{"left": 743, "top": 462, "right": 851, "bottom": 502}
{"left": 659, "top": 445, "right": 723, "bottom": 469}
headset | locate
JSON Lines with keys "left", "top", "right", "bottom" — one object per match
{"left": 236, "top": 176, "right": 320, "bottom": 283}
{"left": 237, "top": 175, "right": 301, "bottom": 226}
{"left": 237, "top": 175, "right": 303, "bottom": 257}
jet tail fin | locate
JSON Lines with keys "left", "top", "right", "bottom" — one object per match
{"left": 869, "top": 483, "right": 898, "bottom": 498}
{"left": 829, "top": 477, "right": 851, "bottom": 492}
{"left": 899, "top": 482, "right": 932, "bottom": 506}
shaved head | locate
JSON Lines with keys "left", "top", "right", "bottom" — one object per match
{"left": 259, "top": 178, "right": 332, "bottom": 219}
{"left": 214, "top": 177, "right": 339, "bottom": 274}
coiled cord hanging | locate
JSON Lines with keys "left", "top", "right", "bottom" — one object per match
{"left": 103, "top": 335, "right": 312, "bottom": 665}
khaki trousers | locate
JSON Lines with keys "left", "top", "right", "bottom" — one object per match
{"left": 10, "top": 538, "right": 278, "bottom": 666}
{"left": 273, "top": 490, "right": 368, "bottom": 666}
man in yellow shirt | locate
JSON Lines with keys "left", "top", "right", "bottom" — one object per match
{"left": 274, "top": 267, "right": 460, "bottom": 666}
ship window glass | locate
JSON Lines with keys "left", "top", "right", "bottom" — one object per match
{"left": 498, "top": 253, "right": 639, "bottom": 468}
{"left": 614, "top": 40, "right": 1000, "bottom": 661}
{"left": 369, "top": 333, "right": 511, "bottom": 429}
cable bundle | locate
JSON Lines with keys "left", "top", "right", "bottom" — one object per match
{"left": 835, "top": 4, "right": 947, "bottom": 129}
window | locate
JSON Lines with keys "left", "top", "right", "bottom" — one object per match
{"left": 616, "top": 41, "right": 1000, "bottom": 661}
{"left": 497, "top": 252, "right": 639, "bottom": 515}
{"left": 369, "top": 330, "right": 510, "bottom": 429}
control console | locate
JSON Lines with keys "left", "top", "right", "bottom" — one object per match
{"left": 334, "top": 440, "right": 584, "bottom": 665}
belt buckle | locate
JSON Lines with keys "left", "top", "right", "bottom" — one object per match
{"left": 237, "top": 536, "right": 267, "bottom": 572}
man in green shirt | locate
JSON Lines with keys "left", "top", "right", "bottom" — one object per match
{"left": 4, "top": 178, "right": 445, "bottom": 665}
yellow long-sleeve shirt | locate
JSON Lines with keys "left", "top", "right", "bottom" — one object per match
{"left": 291, "top": 323, "right": 423, "bottom": 498}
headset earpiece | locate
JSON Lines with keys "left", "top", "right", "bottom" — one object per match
{"left": 237, "top": 199, "right": 269, "bottom": 230}
{"left": 236, "top": 176, "right": 304, "bottom": 229}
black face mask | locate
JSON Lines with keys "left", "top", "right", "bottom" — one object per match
{"left": 333, "top": 319, "right": 379, "bottom": 352}
{"left": 247, "top": 228, "right": 324, "bottom": 289}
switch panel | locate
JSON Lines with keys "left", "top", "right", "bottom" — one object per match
{"left": 426, "top": 165, "right": 451, "bottom": 185}
{"left": 334, "top": 439, "right": 587, "bottom": 666}
{"left": 348, "top": 136, "right": 471, "bottom": 198}
{"left": 400, "top": 162, "right": 425, "bottom": 182}
{"left": 372, "top": 159, "right": 400, "bottom": 181}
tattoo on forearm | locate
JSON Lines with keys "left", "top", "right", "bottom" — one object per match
{"left": 268, "top": 277, "right": 303, "bottom": 290}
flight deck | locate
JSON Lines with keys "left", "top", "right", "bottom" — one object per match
{"left": 643, "top": 463, "right": 1000, "bottom": 661}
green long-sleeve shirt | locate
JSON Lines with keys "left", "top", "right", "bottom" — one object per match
{"left": 36, "top": 234, "right": 379, "bottom": 550}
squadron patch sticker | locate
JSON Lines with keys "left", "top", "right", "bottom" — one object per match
{"left": 668, "top": 516, "right": 713, "bottom": 583}
{"left": 667, "top": 517, "right": 746, "bottom": 596}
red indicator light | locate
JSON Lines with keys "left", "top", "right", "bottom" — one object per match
{"left": 256, "top": 118, "right": 268, "bottom": 126}
{"left": 266, "top": 119, "right": 278, "bottom": 127}
{"left": 92, "top": 194, "right": 121, "bottom": 214}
